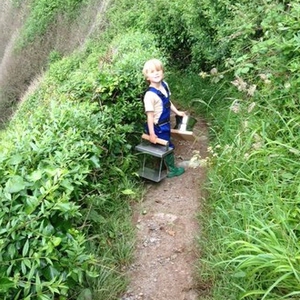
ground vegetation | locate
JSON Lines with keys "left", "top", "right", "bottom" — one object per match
{"left": 0, "top": 0, "right": 299, "bottom": 299}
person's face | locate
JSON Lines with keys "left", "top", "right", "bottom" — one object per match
{"left": 146, "top": 67, "right": 163, "bottom": 84}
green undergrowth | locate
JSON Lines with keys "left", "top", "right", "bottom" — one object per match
{"left": 165, "top": 1, "right": 300, "bottom": 299}
{"left": 16, "top": 0, "right": 88, "bottom": 48}
{"left": 0, "top": 30, "right": 163, "bottom": 299}
{"left": 2, "top": 0, "right": 300, "bottom": 299}
{"left": 197, "top": 80, "right": 300, "bottom": 299}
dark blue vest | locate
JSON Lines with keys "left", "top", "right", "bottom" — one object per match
{"left": 145, "top": 81, "right": 173, "bottom": 147}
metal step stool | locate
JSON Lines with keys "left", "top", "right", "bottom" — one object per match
{"left": 135, "top": 134, "right": 173, "bottom": 182}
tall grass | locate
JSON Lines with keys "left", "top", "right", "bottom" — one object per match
{"left": 198, "top": 82, "right": 300, "bottom": 299}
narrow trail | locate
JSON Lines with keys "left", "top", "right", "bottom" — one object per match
{"left": 122, "top": 117, "right": 209, "bottom": 300}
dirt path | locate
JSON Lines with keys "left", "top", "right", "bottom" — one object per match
{"left": 121, "top": 117, "right": 209, "bottom": 300}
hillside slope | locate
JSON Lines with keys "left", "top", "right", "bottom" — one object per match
{"left": 0, "top": 0, "right": 110, "bottom": 125}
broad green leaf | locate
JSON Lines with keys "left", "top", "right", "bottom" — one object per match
{"left": 8, "top": 244, "right": 16, "bottom": 259}
{"left": 61, "top": 179, "right": 74, "bottom": 191}
{"left": 29, "top": 142, "right": 39, "bottom": 151}
{"left": 281, "top": 172, "right": 293, "bottom": 179}
{"left": 0, "top": 277, "right": 15, "bottom": 291}
{"left": 8, "top": 154, "right": 23, "bottom": 165}
{"left": 232, "top": 271, "right": 246, "bottom": 278}
{"left": 7, "top": 264, "right": 13, "bottom": 276}
{"left": 42, "top": 265, "right": 60, "bottom": 281}
{"left": 28, "top": 264, "right": 36, "bottom": 280}
{"left": 89, "top": 155, "right": 100, "bottom": 168}
{"left": 240, "top": 67, "right": 249, "bottom": 74}
{"left": 28, "top": 170, "right": 43, "bottom": 181}
{"left": 51, "top": 236, "right": 62, "bottom": 247}
{"left": 122, "top": 189, "right": 135, "bottom": 195}
{"left": 78, "top": 288, "right": 92, "bottom": 300}
{"left": 5, "top": 176, "right": 26, "bottom": 193}
{"left": 35, "top": 273, "right": 41, "bottom": 293}
{"left": 0, "top": 228, "right": 7, "bottom": 234}
{"left": 25, "top": 197, "right": 39, "bottom": 214}
{"left": 54, "top": 202, "right": 71, "bottom": 212}
{"left": 21, "top": 261, "right": 27, "bottom": 274}
{"left": 23, "top": 259, "right": 31, "bottom": 269}
{"left": 22, "top": 239, "right": 30, "bottom": 256}
{"left": 37, "top": 294, "right": 51, "bottom": 300}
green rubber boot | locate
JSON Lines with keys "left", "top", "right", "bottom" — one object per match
{"left": 164, "top": 153, "right": 185, "bottom": 178}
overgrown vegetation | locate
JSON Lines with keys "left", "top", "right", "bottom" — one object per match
{"left": 1, "top": 0, "right": 300, "bottom": 299}
{"left": 16, "top": 0, "right": 88, "bottom": 48}
{"left": 0, "top": 25, "right": 162, "bottom": 298}
{"left": 0, "top": 0, "right": 108, "bottom": 126}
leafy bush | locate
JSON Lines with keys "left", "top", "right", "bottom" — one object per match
{"left": 0, "top": 101, "right": 99, "bottom": 299}
{"left": 0, "top": 26, "right": 164, "bottom": 299}
{"left": 1, "top": 95, "right": 142, "bottom": 298}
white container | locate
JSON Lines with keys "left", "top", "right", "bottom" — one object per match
{"left": 174, "top": 115, "right": 197, "bottom": 132}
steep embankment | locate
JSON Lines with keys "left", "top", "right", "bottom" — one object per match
{"left": 0, "top": 1, "right": 29, "bottom": 120}
{"left": 0, "top": 0, "right": 110, "bottom": 124}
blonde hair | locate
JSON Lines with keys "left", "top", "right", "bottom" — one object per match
{"left": 142, "top": 58, "right": 164, "bottom": 78}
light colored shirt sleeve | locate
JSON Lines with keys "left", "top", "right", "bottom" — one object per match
{"left": 143, "top": 91, "right": 163, "bottom": 124}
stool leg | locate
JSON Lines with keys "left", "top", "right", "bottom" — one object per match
{"left": 158, "top": 158, "right": 164, "bottom": 180}
{"left": 142, "top": 154, "right": 146, "bottom": 175}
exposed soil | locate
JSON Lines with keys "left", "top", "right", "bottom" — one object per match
{"left": 121, "top": 116, "right": 209, "bottom": 300}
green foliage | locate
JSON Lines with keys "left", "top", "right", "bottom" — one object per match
{"left": 108, "top": 0, "right": 203, "bottom": 68}
{"left": 190, "top": 5, "right": 300, "bottom": 297}
{"left": 16, "top": 0, "right": 87, "bottom": 48}
{"left": 187, "top": 4, "right": 300, "bottom": 293}
{"left": 4, "top": 0, "right": 300, "bottom": 299}
{"left": 1, "top": 95, "right": 140, "bottom": 298}
{"left": 139, "top": 1, "right": 196, "bottom": 67}
{"left": 201, "top": 80, "right": 300, "bottom": 298}
{"left": 0, "top": 102, "right": 100, "bottom": 299}
{"left": 1, "top": 25, "right": 162, "bottom": 298}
